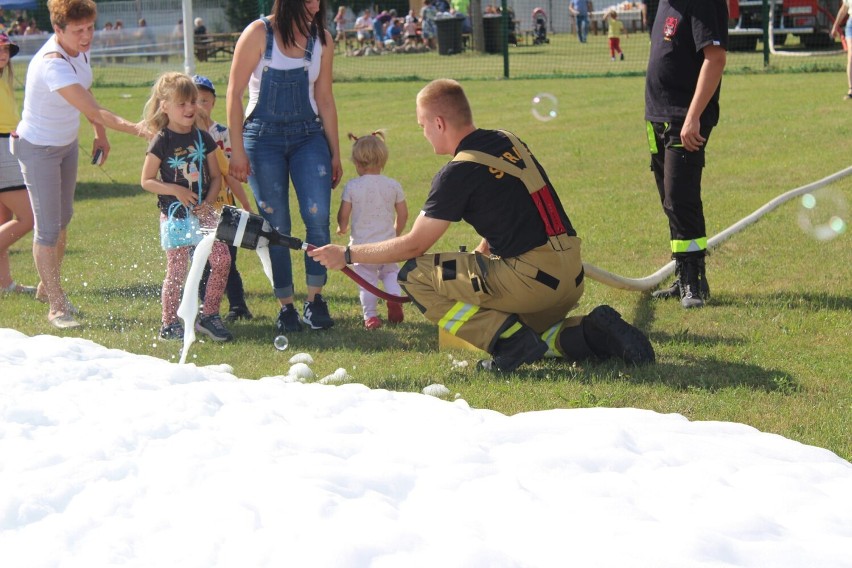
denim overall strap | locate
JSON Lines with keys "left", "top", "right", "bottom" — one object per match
{"left": 261, "top": 17, "right": 274, "bottom": 60}
{"left": 246, "top": 17, "right": 320, "bottom": 127}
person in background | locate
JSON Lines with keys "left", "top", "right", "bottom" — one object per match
{"left": 420, "top": 0, "right": 437, "bottom": 50}
{"left": 193, "top": 74, "right": 256, "bottom": 323}
{"left": 353, "top": 8, "right": 373, "bottom": 47}
{"left": 568, "top": 0, "right": 591, "bottom": 43}
{"left": 11, "top": 0, "right": 144, "bottom": 329}
{"left": 309, "top": 79, "right": 655, "bottom": 372}
{"left": 0, "top": 33, "right": 34, "bottom": 296}
{"left": 372, "top": 9, "right": 395, "bottom": 48}
{"left": 140, "top": 72, "right": 232, "bottom": 342}
{"left": 830, "top": 0, "right": 852, "bottom": 100}
{"left": 334, "top": 6, "right": 347, "bottom": 45}
{"left": 337, "top": 131, "right": 407, "bottom": 329}
{"left": 645, "top": 0, "right": 728, "bottom": 308}
{"left": 227, "top": 0, "right": 343, "bottom": 335}
{"left": 603, "top": 9, "right": 626, "bottom": 61}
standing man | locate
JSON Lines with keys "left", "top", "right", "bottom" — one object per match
{"left": 645, "top": 0, "right": 728, "bottom": 308}
{"left": 569, "top": 0, "right": 591, "bottom": 43}
{"left": 309, "top": 79, "right": 654, "bottom": 372}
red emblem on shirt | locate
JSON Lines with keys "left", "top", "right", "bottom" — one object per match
{"left": 663, "top": 16, "right": 678, "bottom": 40}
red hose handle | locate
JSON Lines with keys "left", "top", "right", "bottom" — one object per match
{"left": 303, "top": 243, "right": 411, "bottom": 303}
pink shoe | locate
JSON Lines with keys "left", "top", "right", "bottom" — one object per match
{"left": 387, "top": 301, "right": 404, "bottom": 324}
{"left": 364, "top": 316, "right": 383, "bottom": 330}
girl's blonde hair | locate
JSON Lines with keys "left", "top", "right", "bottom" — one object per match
{"left": 142, "top": 72, "right": 201, "bottom": 135}
{"left": 348, "top": 130, "right": 389, "bottom": 170}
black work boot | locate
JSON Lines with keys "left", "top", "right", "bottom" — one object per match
{"left": 479, "top": 324, "right": 548, "bottom": 373}
{"left": 581, "top": 305, "right": 655, "bottom": 365}
{"left": 652, "top": 257, "right": 682, "bottom": 300}
{"left": 679, "top": 255, "right": 710, "bottom": 309}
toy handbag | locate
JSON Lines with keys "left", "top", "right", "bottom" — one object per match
{"left": 160, "top": 201, "right": 203, "bottom": 250}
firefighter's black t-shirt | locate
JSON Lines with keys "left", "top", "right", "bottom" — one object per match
{"left": 421, "top": 129, "right": 575, "bottom": 259}
{"left": 645, "top": 0, "right": 728, "bottom": 126}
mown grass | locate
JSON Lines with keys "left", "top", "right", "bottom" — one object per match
{"left": 1, "top": 71, "right": 849, "bottom": 461}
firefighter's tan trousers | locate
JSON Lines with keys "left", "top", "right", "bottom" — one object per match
{"left": 399, "top": 235, "right": 586, "bottom": 355}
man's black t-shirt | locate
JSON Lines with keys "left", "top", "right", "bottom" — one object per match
{"left": 421, "top": 129, "right": 575, "bottom": 259}
{"left": 645, "top": 0, "right": 728, "bottom": 126}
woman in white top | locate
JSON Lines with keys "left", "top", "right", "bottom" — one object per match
{"left": 11, "top": 0, "right": 143, "bottom": 329}
{"left": 227, "top": 0, "right": 342, "bottom": 335}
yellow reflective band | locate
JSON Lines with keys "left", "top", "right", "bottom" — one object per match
{"left": 499, "top": 321, "right": 523, "bottom": 339}
{"left": 541, "top": 323, "right": 562, "bottom": 358}
{"left": 671, "top": 238, "right": 708, "bottom": 253}
{"left": 439, "top": 302, "right": 480, "bottom": 335}
{"left": 646, "top": 121, "right": 657, "bottom": 154}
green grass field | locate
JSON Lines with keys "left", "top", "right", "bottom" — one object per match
{"left": 1, "top": 71, "right": 850, "bottom": 461}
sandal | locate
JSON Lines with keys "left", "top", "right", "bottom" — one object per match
{"left": 35, "top": 286, "right": 80, "bottom": 315}
{"left": 2, "top": 281, "right": 37, "bottom": 295}
{"left": 48, "top": 312, "right": 81, "bottom": 329}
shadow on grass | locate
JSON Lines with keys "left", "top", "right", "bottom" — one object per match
{"left": 710, "top": 292, "right": 852, "bottom": 311}
{"left": 74, "top": 182, "right": 138, "bottom": 201}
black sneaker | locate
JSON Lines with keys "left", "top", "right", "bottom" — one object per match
{"left": 159, "top": 322, "right": 184, "bottom": 341}
{"left": 582, "top": 305, "right": 655, "bottom": 365}
{"left": 478, "top": 324, "right": 548, "bottom": 373}
{"left": 224, "top": 305, "right": 253, "bottom": 322}
{"left": 302, "top": 294, "right": 335, "bottom": 330}
{"left": 195, "top": 314, "right": 234, "bottom": 342}
{"left": 276, "top": 303, "right": 303, "bottom": 333}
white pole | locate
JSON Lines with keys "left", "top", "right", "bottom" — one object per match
{"left": 182, "top": 0, "right": 195, "bottom": 76}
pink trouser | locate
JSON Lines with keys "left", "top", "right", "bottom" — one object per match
{"left": 162, "top": 242, "right": 230, "bottom": 326}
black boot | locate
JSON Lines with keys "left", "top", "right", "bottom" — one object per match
{"left": 652, "top": 257, "right": 682, "bottom": 300}
{"left": 479, "top": 323, "right": 548, "bottom": 373}
{"left": 581, "top": 305, "right": 655, "bottom": 365}
{"left": 679, "top": 255, "right": 710, "bottom": 309}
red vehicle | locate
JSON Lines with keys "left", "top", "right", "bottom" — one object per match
{"left": 728, "top": 0, "right": 844, "bottom": 50}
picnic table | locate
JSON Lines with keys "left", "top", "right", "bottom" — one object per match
{"left": 195, "top": 33, "right": 240, "bottom": 61}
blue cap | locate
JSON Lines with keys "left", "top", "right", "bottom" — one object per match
{"left": 192, "top": 74, "right": 215, "bottom": 95}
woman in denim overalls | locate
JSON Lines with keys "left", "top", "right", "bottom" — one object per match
{"left": 227, "top": 0, "right": 342, "bottom": 333}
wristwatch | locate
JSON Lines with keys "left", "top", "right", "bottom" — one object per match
{"left": 344, "top": 246, "right": 352, "bottom": 265}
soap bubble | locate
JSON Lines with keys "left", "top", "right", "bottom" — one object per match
{"left": 798, "top": 188, "right": 848, "bottom": 242}
{"left": 273, "top": 335, "right": 289, "bottom": 351}
{"left": 531, "top": 93, "right": 558, "bottom": 122}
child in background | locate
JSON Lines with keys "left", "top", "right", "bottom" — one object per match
{"left": 140, "top": 72, "right": 233, "bottom": 342}
{"left": 603, "top": 10, "right": 626, "bottom": 61}
{"left": 193, "top": 74, "right": 255, "bottom": 322}
{"left": 334, "top": 6, "right": 347, "bottom": 44}
{"left": 0, "top": 33, "right": 35, "bottom": 296}
{"left": 337, "top": 132, "right": 408, "bottom": 329}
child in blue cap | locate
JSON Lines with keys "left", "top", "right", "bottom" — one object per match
{"left": 194, "top": 74, "right": 256, "bottom": 322}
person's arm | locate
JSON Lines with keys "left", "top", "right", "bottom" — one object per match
{"left": 394, "top": 200, "right": 408, "bottom": 236}
{"left": 336, "top": 199, "right": 352, "bottom": 235}
{"left": 226, "top": 174, "right": 254, "bottom": 211}
{"left": 680, "top": 45, "right": 726, "bottom": 152}
{"left": 56, "top": 84, "right": 144, "bottom": 164}
{"left": 316, "top": 30, "right": 343, "bottom": 189}
{"left": 226, "top": 20, "right": 264, "bottom": 183}
{"left": 140, "top": 154, "right": 198, "bottom": 206}
{"left": 831, "top": 4, "right": 849, "bottom": 37}
{"left": 308, "top": 213, "right": 450, "bottom": 270}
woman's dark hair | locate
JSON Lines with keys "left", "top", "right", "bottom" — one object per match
{"left": 272, "top": 0, "right": 328, "bottom": 47}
